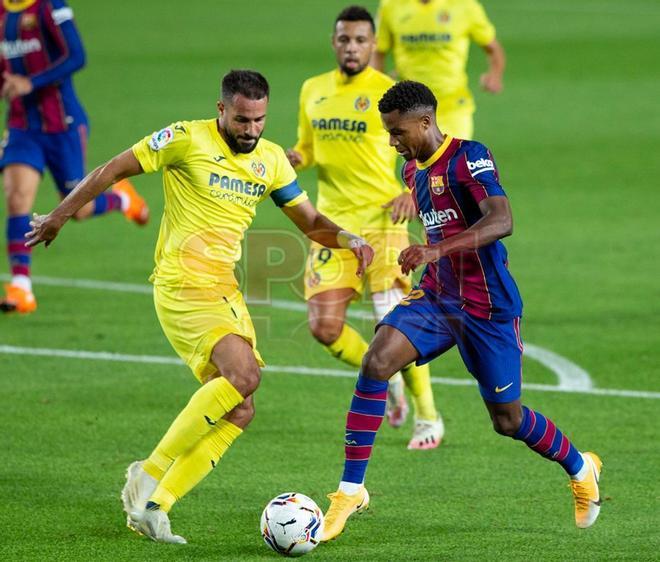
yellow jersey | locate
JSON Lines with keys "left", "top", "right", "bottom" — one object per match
{"left": 132, "top": 119, "right": 307, "bottom": 288}
{"left": 293, "top": 66, "right": 405, "bottom": 235}
{"left": 376, "top": 0, "right": 496, "bottom": 109}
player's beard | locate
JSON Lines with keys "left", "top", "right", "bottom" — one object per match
{"left": 225, "top": 130, "right": 262, "bottom": 154}
{"left": 340, "top": 60, "right": 368, "bottom": 76}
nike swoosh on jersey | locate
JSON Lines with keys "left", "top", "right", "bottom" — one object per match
{"left": 494, "top": 382, "right": 513, "bottom": 393}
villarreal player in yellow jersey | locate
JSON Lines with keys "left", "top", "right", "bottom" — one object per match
{"left": 287, "top": 6, "right": 443, "bottom": 450}
{"left": 26, "top": 70, "right": 373, "bottom": 544}
{"left": 372, "top": 0, "right": 506, "bottom": 139}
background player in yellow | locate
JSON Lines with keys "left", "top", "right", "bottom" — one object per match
{"left": 25, "top": 70, "right": 373, "bottom": 544}
{"left": 372, "top": 0, "right": 506, "bottom": 139}
{"left": 286, "top": 6, "right": 444, "bottom": 450}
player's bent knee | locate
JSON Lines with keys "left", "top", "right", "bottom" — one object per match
{"left": 225, "top": 366, "right": 261, "bottom": 397}
{"left": 361, "top": 348, "right": 397, "bottom": 381}
{"left": 308, "top": 316, "right": 343, "bottom": 346}
{"left": 491, "top": 413, "right": 522, "bottom": 437}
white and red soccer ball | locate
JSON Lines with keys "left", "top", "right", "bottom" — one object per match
{"left": 260, "top": 493, "right": 324, "bottom": 557}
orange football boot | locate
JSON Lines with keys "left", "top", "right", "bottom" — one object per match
{"left": 570, "top": 452, "right": 603, "bottom": 528}
{"left": 112, "top": 179, "right": 149, "bottom": 226}
{"left": 0, "top": 283, "right": 37, "bottom": 313}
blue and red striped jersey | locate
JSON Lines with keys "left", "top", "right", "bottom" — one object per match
{"left": 0, "top": 0, "right": 87, "bottom": 133}
{"left": 402, "top": 136, "right": 523, "bottom": 321}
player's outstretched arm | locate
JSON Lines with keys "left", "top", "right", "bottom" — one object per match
{"left": 398, "top": 195, "right": 512, "bottom": 274}
{"left": 282, "top": 199, "right": 374, "bottom": 276}
{"left": 26, "top": 150, "right": 144, "bottom": 248}
{"left": 480, "top": 39, "right": 506, "bottom": 94}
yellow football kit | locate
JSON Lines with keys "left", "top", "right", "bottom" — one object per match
{"left": 132, "top": 119, "right": 307, "bottom": 382}
{"left": 293, "top": 66, "right": 410, "bottom": 299}
{"left": 375, "top": 0, "right": 496, "bottom": 138}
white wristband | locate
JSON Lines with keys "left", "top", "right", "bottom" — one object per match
{"left": 337, "top": 230, "right": 367, "bottom": 250}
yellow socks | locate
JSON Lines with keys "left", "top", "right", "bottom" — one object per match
{"left": 143, "top": 377, "right": 244, "bottom": 480}
{"left": 148, "top": 419, "right": 243, "bottom": 513}
{"left": 401, "top": 363, "right": 437, "bottom": 421}
{"left": 324, "top": 324, "right": 368, "bottom": 368}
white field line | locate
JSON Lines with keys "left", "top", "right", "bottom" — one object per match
{"left": 3, "top": 274, "right": 593, "bottom": 390}
{"left": 1, "top": 344, "right": 658, "bottom": 400}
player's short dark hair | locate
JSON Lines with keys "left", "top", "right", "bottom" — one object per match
{"left": 335, "top": 5, "right": 375, "bottom": 33}
{"left": 378, "top": 81, "right": 438, "bottom": 114}
{"left": 221, "top": 70, "right": 269, "bottom": 101}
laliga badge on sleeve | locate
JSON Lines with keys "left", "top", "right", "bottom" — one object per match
{"left": 149, "top": 127, "right": 174, "bottom": 151}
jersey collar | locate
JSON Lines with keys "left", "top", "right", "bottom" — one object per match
{"left": 416, "top": 135, "right": 453, "bottom": 169}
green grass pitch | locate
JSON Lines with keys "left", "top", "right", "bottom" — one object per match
{"left": 1, "top": 0, "right": 659, "bottom": 560}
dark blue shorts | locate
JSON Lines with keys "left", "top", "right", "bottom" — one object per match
{"left": 378, "top": 288, "right": 524, "bottom": 403}
{"left": 0, "top": 124, "right": 88, "bottom": 195}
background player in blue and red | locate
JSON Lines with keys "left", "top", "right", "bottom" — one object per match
{"left": 322, "top": 80, "right": 603, "bottom": 540}
{"left": 0, "top": 0, "right": 149, "bottom": 313}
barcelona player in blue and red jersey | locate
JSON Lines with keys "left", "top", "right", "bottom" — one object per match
{"left": 322, "top": 80, "right": 603, "bottom": 540}
{"left": 0, "top": 0, "right": 148, "bottom": 313}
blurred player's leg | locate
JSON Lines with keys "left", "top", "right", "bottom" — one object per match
{"left": 372, "top": 289, "right": 409, "bottom": 427}
{"left": 47, "top": 125, "right": 148, "bottom": 224}
{"left": 323, "top": 325, "right": 418, "bottom": 541}
{"left": 403, "top": 363, "right": 444, "bottom": 450}
{"left": 1, "top": 164, "right": 39, "bottom": 313}
{"left": 111, "top": 178, "right": 150, "bottom": 225}
{"left": 308, "top": 288, "right": 367, "bottom": 367}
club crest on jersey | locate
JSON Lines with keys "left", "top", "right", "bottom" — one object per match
{"left": 149, "top": 127, "right": 174, "bottom": 151}
{"left": 20, "top": 13, "right": 37, "bottom": 30}
{"left": 251, "top": 160, "right": 266, "bottom": 178}
{"left": 430, "top": 175, "right": 445, "bottom": 195}
{"left": 354, "top": 96, "right": 370, "bottom": 112}
{"left": 438, "top": 10, "right": 451, "bottom": 23}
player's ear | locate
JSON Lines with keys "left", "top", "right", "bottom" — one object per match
{"left": 217, "top": 100, "right": 225, "bottom": 116}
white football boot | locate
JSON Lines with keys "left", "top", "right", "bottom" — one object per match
{"left": 407, "top": 415, "right": 445, "bottom": 450}
{"left": 134, "top": 507, "right": 187, "bottom": 544}
{"left": 121, "top": 460, "right": 158, "bottom": 530}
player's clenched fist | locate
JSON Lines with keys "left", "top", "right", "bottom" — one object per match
{"left": 25, "top": 213, "right": 65, "bottom": 248}
{"left": 398, "top": 244, "right": 442, "bottom": 275}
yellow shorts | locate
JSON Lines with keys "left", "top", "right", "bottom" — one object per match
{"left": 437, "top": 105, "right": 474, "bottom": 140}
{"left": 304, "top": 228, "right": 412, "bottom": 300}
{"left": 153, "top": 284, "right": 264, "bottom": 383}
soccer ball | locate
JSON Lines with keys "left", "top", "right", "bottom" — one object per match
{"left": 260, "top": 492, "right": 324, "bottom": 557}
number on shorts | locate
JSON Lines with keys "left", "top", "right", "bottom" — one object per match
{"left": 318, "top": 248, "right": 332, "bottom": 265}
{"left": 399, "top": 289, "right": 425, "bottom": 306}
